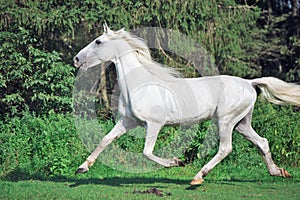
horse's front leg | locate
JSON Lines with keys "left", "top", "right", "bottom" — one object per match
{"left": 76, "top": 118, "right": 137, "bottom": 174}
{"left": 143, "top": 122, "right": 185, "bottom": 167}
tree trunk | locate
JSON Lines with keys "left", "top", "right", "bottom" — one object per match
{"left": 292, "top": 0, "right": 299, "bottom": 17}
{"left": 97, "top": 63, "right": 109, "bottom": 110}
{"left": 267, "top": 0, "right": 272, "bottom": 16}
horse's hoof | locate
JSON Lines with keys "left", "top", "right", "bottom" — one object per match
{"left": 280, "top": 168, "right": 292, "bottom": 178}
{"left": 177, "top": 160, "right": 185, "bottom": 167}
{"left": 173, "top": 157, "right": 185, "bottom": 167}
{"left": 174, "top": 157, "right": 185, "bottom": 167}
{"left": 190, "top": 179, "right": 204, "bottom": 185}
{"left": 75, "top": 168, "right": 88, "bottom": 174}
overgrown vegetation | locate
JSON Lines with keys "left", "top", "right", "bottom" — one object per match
{"left": 0, "top": 28, "right": 74, "bottom": 118}
{"left": 0, "top": 0, "right": 299, "bottom": 180}
{"left": 0, "top": 100, "right": 299, "bottom": 179}
{"left": 0, "top": 113, "right": 87, "bottom": 178}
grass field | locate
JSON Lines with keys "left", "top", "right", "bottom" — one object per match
{"left": 1, "top": 162, "right": 299, "bottom": 200}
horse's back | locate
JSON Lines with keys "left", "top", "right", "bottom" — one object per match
{"left": 192, "top": 75, "right": 257, "bottom": 124}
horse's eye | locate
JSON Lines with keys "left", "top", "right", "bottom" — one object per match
{"left": 95, "top": 40, "right": 102, "bottom": 45}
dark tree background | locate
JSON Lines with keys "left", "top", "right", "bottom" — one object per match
{"left": 0, "top": 0, "right": 299, "bottom": 118}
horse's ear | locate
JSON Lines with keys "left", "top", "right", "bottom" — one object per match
{"left": 103, "top": 23, "right": 107, "bottom": 33}
{"left": 103, "top": 22, "right": 114, "bottom": 35}
{"left": 103, "top": 22, "right": 109, "bottom": 33}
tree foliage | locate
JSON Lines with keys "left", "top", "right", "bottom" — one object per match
{"left": 0, "top": 0, "right": 299, "bottom": 117}
{"left": 247, "top": 0, "right": 300, "bottom": 81}
{"left": 0, "top": 27, "right": 74, "bottom": 118}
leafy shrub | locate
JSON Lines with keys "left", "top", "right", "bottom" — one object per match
{"left": 0, "top": 112, "right": 87, "bottom": 178}
{"left": 0, "top": 100, "right": 298, "bottom": 179}
{"left": 0, "top": 28, "right": 74, "bottom": 118}
{"left": 251, "top": 100, "right": 299, "bottom": 166}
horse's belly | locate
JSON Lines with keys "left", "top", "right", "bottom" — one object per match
{"left": 164, "top": 96, "right": 215, "bottom": 125}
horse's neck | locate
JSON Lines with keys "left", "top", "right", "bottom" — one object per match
{"left": 115, "top": 53, "right": 153, "bottom": 101}
{"left": 115, "top": 53, "right": 142, "bottom": 78}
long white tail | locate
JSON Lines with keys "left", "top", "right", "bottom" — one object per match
{"left": 251, "top": 77, "right": 300, "bottom": 107}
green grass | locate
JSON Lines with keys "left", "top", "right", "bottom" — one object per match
{"left": 1, "top": 162, "right": 299, "bottom": 200}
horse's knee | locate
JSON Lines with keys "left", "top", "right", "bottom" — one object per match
{"left": 236, "top": 123, "right": 248, "bottom": 133}
{"left": 143, "top": 151, "right": 152, "bottom": 160}
{"left": 224, "top": 146, "right": 232, "bottom": 155}
{"left": 258, "top": 138, "right": 270, "bottom": 155}
{"left": 218, "top": 145, "right": 232, "bottom": 158}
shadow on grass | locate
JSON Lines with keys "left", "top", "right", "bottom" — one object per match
{"left": 2, "top": 167, "right": 298, "bottom": 190}
{"left": 1, "top": 167, "right": 189, "bottom": 187}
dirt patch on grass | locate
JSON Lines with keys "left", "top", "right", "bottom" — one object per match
{"left": 132, "top": 187, "right": 172, "bottom": 197}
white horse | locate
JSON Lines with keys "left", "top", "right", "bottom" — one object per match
{"left": 73, "top": 24, "right": 300, "bottom": 185}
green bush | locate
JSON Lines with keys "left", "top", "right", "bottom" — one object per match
{"left": 251, "top": 100, "right": 299, "bottom": 166}
{"left": 0, "top": 101, "right": 298, "bottom": 179}
{"left": 0, "top": 28, "right": 74, "bottom": 118}
{"left": 0, "top": 113, "right": 87, "bottom": 178}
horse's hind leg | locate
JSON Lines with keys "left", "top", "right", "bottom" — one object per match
{"left": 235, "top": 109, "right": 292, "bottom": 178}
{"left": 191, "top": 120, "right": 234, "bottom": 185}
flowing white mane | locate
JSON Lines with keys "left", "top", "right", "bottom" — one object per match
{"left": 114, "top": 30, "right": 180, "bottom": 81}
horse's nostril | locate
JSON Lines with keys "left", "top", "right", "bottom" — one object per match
{"left": 75, "top": 57, "right": 79, "bottom": 62}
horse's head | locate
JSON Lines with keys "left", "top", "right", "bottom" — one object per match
{"left": 74, "top": 23, "right": 123, "bottom": 70}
